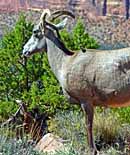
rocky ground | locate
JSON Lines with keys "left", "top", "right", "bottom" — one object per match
{"left": 1, "top": 11, "right": 130, "bottom": 49}
{"left": 0, "top": 11, "right": 41, "bottom": 38}
{"left": 85, "top": 14, "right": 130, "bottom": 49}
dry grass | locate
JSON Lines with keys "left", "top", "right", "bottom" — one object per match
{"left": 0, "top": 109, "right": 130, "bottom": 155}
{"left": 49, "top": 109, "right": 130, "bottom": 154}
{"left": 94, "top": 109, "right": 121, "bottom": 147}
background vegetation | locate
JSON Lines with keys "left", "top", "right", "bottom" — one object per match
{"left": 0, "top": 14, "right": 130, "bottom": 123}
{"left": 0, "top": 15, "right": 99, "bottom": 118}
{"left": 0, "top": 14, "right": 130, "bottom": 154}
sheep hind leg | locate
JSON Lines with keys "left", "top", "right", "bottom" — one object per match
{"left": 81, "top": 103, "right": 98, "bottom": 155}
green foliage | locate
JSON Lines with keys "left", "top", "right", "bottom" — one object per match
{"left": 112, "top": 107, "right": 130, "bottom": 123}
{"left": 0, "top": 14, "right": 70, "bottom": 116}
{"left": 20, "top": 53, "right": 69, "bottom": 115}
{"left": 60, "top": 19, "right": 99, "bottom": 50}
{"left": 0, "top": 14, "right": 46, "bottom": 117}
{"left": 0, "top": 101, "right": 18, "bottom": 119}
{"left": 0, "top": 16, "right": 99, "bottom": 118}
{"left": 0, "top": 13, "right": 33, "bottom": 101}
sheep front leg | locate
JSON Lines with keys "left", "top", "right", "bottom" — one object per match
{"left": 81, "top": 103, "right": 97, "bottom": 155}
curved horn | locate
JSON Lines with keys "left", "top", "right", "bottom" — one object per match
{"left": 55, "top": 18, "right": 68, "bottom": 30}
{"left": 39, "top": 9, "right": 51, "bottom": 29}
{"left": 39, "top": 10, "right": 75, "bottom": 38}
{"left": 51, "top": 10, "right": 75, "bottom": 21}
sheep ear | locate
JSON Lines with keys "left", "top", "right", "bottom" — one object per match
{"left": 55, "top": 18, "right": 68, "bottom": 30}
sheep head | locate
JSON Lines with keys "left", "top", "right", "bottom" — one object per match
{"left": 22, "top": 9, "right": 75, "bottom": 57}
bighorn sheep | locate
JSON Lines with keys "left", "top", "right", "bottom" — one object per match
{"left": 22, "top": 9, "right": 130, "bottom": 154}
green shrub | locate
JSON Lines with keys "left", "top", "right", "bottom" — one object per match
{"left": 0, "top": 15, "right": 99, "bottom": 118}
{"left": 112, "top": 107, "right": 130, "bottom": 123}
{"left": 60, "top": 19, "right": 99, "bottom": 50}
{"left": 0, "top": 101, "right": 18, "bottom": 119}
{"left": 0, "top": 13, "right": 33, "bottom": 101}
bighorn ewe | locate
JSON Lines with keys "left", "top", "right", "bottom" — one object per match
{"left": 22, "top": 9, "right": 130, "bottom": 154}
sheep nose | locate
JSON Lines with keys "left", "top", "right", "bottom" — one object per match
{"left": 23, "top": 50, "right": 27, "bottom": 55}
{"left": 24, "top": 51, "right": 28, "bottom": 55}
{"left": 22, "top": 49, "right": 29, "bottom": 57}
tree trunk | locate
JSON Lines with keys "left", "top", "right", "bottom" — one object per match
{"left": 102, "top": 0, "right": 107, "bottom": 16}
{"left": 125, "top": 0, "right": 130, "bottom": 19}
{"left": 24, "top": 57, "right": 29, "bottom": 92}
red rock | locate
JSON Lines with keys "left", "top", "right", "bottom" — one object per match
{"left": 0, "top": 0, "right": 125, "bottom": 17}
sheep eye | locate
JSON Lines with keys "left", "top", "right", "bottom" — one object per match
{"left": 33, "top": 30, "right": 37, "bottom": 34}
{"left": 34, "top": 32, "right": 42, "bottom": 39}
